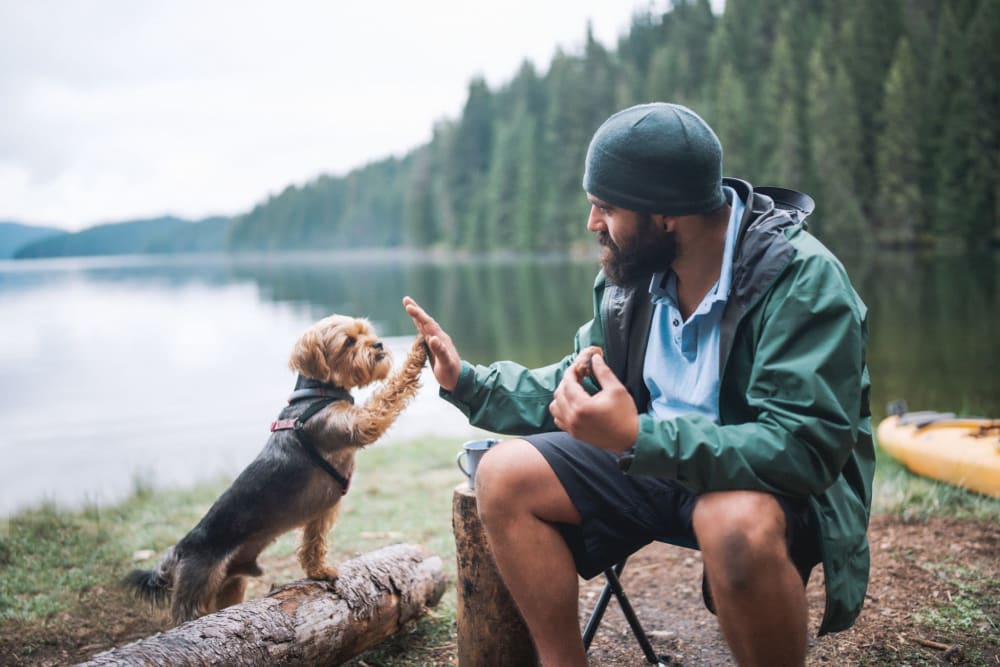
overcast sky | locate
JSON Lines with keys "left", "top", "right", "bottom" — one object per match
{"left": 0, "top": 0, "right": 672, "bottom": 231}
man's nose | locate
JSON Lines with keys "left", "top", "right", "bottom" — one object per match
{"left": 587, "top": 206, "right": 604, "bottom": 232}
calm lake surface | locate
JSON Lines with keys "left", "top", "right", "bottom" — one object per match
{"left": 1, "top": 250, "right": 997, "bottom": 516}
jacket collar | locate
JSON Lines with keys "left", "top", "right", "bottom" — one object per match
{"left": 601, "top": 179, "right": 811, "bottom": 407}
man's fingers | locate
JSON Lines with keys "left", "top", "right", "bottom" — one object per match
{"left": 553, "top": 371, "right": 588, "bottom": 420}
{"left": 590, "top": 354, "right": 619, "bottom": 387}
{"left": 427, "top": 335, "right": 449, "bottom": 358}
{"left": 403, "top": 296, "right": 443, "bottom": 337}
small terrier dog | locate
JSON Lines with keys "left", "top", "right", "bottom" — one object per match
{"left": 124, "top": 314, "right": 427, "bottom": 625}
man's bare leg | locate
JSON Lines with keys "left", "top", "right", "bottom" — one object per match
{"left": 693, "top": 490, "right": 809, "bottom": 667}
{"left": 475, "top": 439, "right": 588, "bottom": 667}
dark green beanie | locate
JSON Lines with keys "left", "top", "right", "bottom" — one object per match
{"left": 582, "top": 103, "right": 726, "bottom": 215}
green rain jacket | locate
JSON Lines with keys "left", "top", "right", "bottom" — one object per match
{"left": 442, "top": 178, "right": 874, "bottom": 635}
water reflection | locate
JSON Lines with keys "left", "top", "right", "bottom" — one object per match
{"left": 226, "top": 253, "right": 598, "bottom": 367}
{"left": 847, "top": 252, "right": 999, "bottom": 418}
{"left": 0, "top": 250, "right": 997, "bottom": 514}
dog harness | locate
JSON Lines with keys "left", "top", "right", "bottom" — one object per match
{"left": 270, "top": 376, "right": 354, "bottom": 495}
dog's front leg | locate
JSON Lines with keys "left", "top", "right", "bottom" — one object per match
{"left": 350, "top": 336, "right": 428, "bottom": 446}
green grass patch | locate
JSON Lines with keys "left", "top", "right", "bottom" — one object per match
{"left": 0, "top": 479, "right": 230, "bottom": 623}
{"left": 872, "top": 443, "right": 1000, "bottom": 521}
{"left": 912, "top": 561, "right": 1000, "bottom": 664}
{"left": 0, "top": 436, "right": 466, "bottom": 665}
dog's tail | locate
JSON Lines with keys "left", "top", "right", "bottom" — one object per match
{"left": 123, "top": 545, "right": 178, "bottom": 606}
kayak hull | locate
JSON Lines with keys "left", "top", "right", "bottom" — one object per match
{"left": 876, "top": 414, "right": 1000, "bottom": 498}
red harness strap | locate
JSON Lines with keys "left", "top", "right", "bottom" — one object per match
{"left": 270, "top": 400, "right": 351, "bottom": 495}
{"left": 270, "top": 418, "right": 298, "bottom": 431}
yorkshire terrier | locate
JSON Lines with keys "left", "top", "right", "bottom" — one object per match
{"left": 124, "top": 314, "right": 428, "bottom": 625}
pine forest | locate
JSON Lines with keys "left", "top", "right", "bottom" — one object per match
{"left": 228, "top": 0, "right": 1000, "bottom": 254}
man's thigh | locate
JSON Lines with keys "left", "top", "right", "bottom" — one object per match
{"left": 525, "top": 431, "right": 820, "bottom": 587}
{"left": 524, "top": 431, "right": 699, "bottom": 579}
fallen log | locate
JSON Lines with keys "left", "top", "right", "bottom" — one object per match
{"left": 77, "top": 543, "right": 447, "bottom": 666}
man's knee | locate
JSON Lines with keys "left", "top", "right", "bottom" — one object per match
{"left": 475, "top": 439, "right": 537, "bottom": 517}
{"left": 693, "top": 491, "right": 789, "bottom": 591}
{"left": 474, "top": 438, "right": 579, "bottom": 527}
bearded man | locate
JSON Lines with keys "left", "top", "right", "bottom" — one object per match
{"left": 404, "top": 102, "right": 873, "bottom": 667}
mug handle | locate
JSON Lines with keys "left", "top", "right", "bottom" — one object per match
{"left": 456, "top": 451, "right": 469, "bottom": 476}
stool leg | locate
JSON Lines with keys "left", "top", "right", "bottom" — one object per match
{"left": 582, "top": 561, "right": 624, "bottom": 650}
{"left": 602, "top": 567, "right": 665, "bottom": 665}
{"left": 583, "top": 559, "right": 668, "bottom": 666}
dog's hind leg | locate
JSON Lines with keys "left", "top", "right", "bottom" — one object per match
{"left": 298, "top": 504, "right": 341, "bottom": 581}
{"left": 214, "top": 575, "right": 248, "bottom": 610}
{"left": 170, "top": 555, "right": 229, "bottom": 624}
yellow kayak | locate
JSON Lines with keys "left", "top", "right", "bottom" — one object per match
{"left": 876, "top": 412, "right": 1000, "bottom": 498}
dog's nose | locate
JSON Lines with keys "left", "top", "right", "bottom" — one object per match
{"left": 372, "top": 341, "right": 384, "bottom": 350}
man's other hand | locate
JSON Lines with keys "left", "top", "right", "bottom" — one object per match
{"left": 550, "top": 352, "right": 638, "bottom": 453}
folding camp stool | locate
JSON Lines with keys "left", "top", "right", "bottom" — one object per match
{"left": 582, "top": 558, "right": 670, "bottom": 666}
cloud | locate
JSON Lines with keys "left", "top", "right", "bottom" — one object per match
{"left": 0, "top": 0, "right": 663, "bottom": 229}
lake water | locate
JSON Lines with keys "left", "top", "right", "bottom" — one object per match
{"left": 1, "top": 250, "right": 997, "bottom": 516}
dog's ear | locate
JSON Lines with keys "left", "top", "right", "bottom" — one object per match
{"left": 289, "top": 329, "right": 332, "bottom": 382}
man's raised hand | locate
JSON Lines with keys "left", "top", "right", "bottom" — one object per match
{"left": 402, "top": 296, "right": 462, "bottom": 392}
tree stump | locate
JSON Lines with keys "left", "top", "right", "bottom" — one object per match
{"left": 77, "top": 543, "right": 446, "bottom": 666}
{"left": 453, "top": 484, "right": 538, "bottom": 666}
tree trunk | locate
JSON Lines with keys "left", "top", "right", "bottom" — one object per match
{"left": 452, "top": 484, "right": 538, "bottom": 666}
{"left": 77, "top": 544, "right": 446, "bottom": 666}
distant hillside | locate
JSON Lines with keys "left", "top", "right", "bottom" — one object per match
{"left": 145, "top": 216, "right": 232, "bottom": 253}
{"left": 0, "top": 222, "right": 66, "bottom": 258}
{"left": 13, "top": 216, "right": 230, "bottom": 259}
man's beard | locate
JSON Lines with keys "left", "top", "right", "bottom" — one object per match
{"left": 598, "top": 215, "right": 678, "bottom": 287}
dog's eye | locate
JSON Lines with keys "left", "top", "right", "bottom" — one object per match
{"left": 344, "top": 337, "right": 356, "bottom": 347}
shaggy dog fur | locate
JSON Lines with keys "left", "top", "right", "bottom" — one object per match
{"left": 123, "top": 315, "right": 427, "bottom": 625}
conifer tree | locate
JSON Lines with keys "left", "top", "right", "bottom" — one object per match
{"left": 643, "top": 0, "right": 715, "bottom": 106}
{"left": 806, "top": 24, "right": 866, "bottom": 249}
{"left": 875, "top": 37, "right": 923, "bottom": 246}
{"left": 709, "top": 62, "right": 753, "bottom": 180}
{"left": 403, "top": 147, "right": 437, "bottom": 247}
{"left": 934, "top": 0, "right": 1000, "bottom": 246}
{"left": 444, "top": 79, "right": 495, "bottom": 248}
{"left": 840, "top": 0, "right": 904, "bottom": 208}
{"left": 483, "top": 119, "right": 521, "bottom": 249}
{"left": 922, "top": 2, "right": 961, "bottom": 207}
{"left": 760, "top": 22, "right": 806, "bottom": 187}
{"left": 513, "top": 116, "right": 542, "bottom": 250}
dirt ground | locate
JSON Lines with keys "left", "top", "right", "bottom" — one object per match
{"left": 2, "top": 515, "right": 997, "bottom": 666}
{"left": 581, "top": 515, "right": 999, "bottom": 666}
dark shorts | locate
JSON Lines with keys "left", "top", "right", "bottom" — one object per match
{"left": 526, "top": 432, "right": 822, "bottom": 611}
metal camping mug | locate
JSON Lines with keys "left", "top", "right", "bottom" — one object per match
{"left": 456, "top": 438, "right": 500, "bottom": 490}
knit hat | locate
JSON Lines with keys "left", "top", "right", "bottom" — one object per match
{"left": 582, "top": 103, "right": 726, "bottom": 216}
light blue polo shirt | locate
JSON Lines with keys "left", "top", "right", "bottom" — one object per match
{"left": 643, "top": 186, "right": 743, "bottom": 423}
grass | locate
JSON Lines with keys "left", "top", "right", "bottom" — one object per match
{"left": 911, "top": 561, "right": 1000, "bottom": 665}
{"left": 0, "top": 437, "right": 464, "bottom": 664}
{"left": 1, "top": 436, "right": 998, "bottom": 664}
{"left": 871, "top": 443, "right": 1000, "bottom": 521}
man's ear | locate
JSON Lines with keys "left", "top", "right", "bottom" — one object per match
{"left": 652, "top": 213, "right": 676, "bottom": 232}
